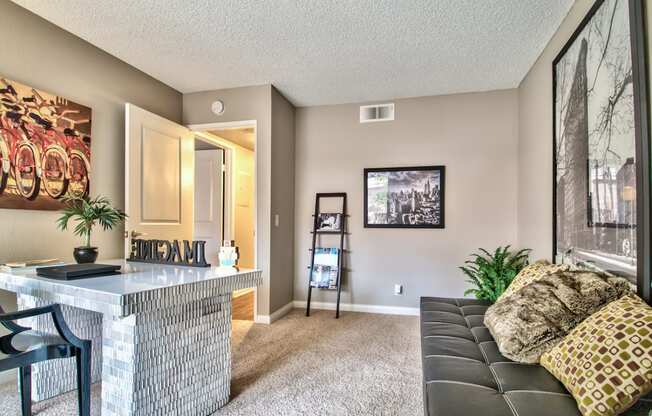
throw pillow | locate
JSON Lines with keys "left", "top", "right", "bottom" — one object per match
{"left": 497, "top": 260, "right": 576, "bottom": 301}
{"left": 484, "top": 270, "right": 631, "bottom": 363}
{"left": 540, "top": 294, "right": 652, "bottom": 416}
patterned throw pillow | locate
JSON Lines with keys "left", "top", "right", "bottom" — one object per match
{"left": 540, "top": 294, "right": 652, "bottom": 416}
{"left": 498, "top": 260, "right": 576, "bottom": 301}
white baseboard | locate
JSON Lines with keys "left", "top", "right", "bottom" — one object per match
{"left": 0, "top": 368, "right": 16, "bottom": 385}
{"left": 254, "top": 301, "right": 294, "bottom": 325}
{"left": 292, "top": 300, "right": 419, "bottom": 316}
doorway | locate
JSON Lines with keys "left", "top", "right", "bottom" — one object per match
{"left": 194, "top": 138, "right": 225, "bottom": 263}
{"left": 192, "top": 124, "right": 257, "bottom": 321}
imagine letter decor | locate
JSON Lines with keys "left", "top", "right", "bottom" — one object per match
{"left": 128, "top": 239, "right": 210, "bottom": 267}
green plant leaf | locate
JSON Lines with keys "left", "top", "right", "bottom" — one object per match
{"left": 56, "top": 195, "right": 128, "bottom": 247}
{"left": 459, "top": 245, "right": 531, "bottom": 302}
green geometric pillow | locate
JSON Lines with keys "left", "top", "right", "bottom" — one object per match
{"left": 540, "top": 294, "right": 652, "bottom": 416}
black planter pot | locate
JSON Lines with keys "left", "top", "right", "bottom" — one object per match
{"left": 73, "top": 247, "right": 98, "bottom": 264}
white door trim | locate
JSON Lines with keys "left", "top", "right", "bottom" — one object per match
{"left": 187, "top": 120, "right": 257, "bottom": 131}
{"left": 190, "top": 120, "right": 258, "bottom": 322}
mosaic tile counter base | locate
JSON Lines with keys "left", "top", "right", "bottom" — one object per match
{"left": 0, "top": 261, "right": 262, "bottom": 416}
{"left": 102, "top": 293, "right": 233, "bottom": 416}
{"left": 18, "top": 294, "right": 103, "bottom": 401}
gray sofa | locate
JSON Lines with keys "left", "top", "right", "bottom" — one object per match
{"left": 419, "top": 296, "right": 651, "bottom": 416}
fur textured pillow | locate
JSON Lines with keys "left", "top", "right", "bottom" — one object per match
{"left": 497, "top": 260, "right": 577, "bottom": 302}
{"left": 484, "top": 270, "right": 632, "bottom": 363}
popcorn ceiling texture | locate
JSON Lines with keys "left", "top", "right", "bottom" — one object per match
{"left": 11, "top": 0, "right": 572, "bottom": 106}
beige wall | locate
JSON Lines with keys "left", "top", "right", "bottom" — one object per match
{"left": 0, "top": 2, "right": 181, "bottom": 313}
{"left": 517, "top": 0, "right": 652, "bottom": 260}
{"left": 183, "top": 85, "right": 296, "bottom": 316}
{"left": 294, "top": 90, "right": 519, "bottom": 307}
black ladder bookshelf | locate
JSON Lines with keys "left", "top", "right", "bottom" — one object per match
{"left": 306, "top": 192, "right": 347, "bottom": 319}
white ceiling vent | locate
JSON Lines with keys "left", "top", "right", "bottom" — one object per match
{"left": 360, "top": 103, "right": 394, "bottom": 123}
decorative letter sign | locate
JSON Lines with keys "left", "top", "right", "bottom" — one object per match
{"left": 128, "top": 239, "right": 210, "bottom": 267}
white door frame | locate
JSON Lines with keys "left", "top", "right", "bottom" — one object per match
{"left": 188, "top": 120, "right": 258, "bottom": 321}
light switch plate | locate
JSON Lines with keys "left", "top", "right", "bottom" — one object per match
{"left": 394, "top": 284, "right": 403, "bottom": 295}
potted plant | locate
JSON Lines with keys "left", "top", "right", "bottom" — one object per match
{"left": 57, "top": 195, "right": 127, "bottom": 264}
{"left": 460, "top": 245, "right": 531, "bottom": 302}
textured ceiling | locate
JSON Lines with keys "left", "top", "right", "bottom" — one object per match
{"left": 13, "top": 0, "right": 573, "bottom": 107}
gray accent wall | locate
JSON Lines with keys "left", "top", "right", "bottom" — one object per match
{"left": 294, "top": 90, "right": 519, "bottom": 308}
{"left": 270, "top": 88, "right": 295, "bottom": 312}
{"left": 0, "top": 1, "right": 181, "bottom": 366}
{"left": 517, "top": 0, "right": 595, "bottom": 260}
{"left": 0, "top": 1, "right": 182, "bottom": 266}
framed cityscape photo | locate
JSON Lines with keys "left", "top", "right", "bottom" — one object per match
{"left": 364, "top": 165, "right": 445, "bottom": 228}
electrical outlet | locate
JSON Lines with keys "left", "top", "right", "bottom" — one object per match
{"left": 394, "top": 284, "right": 403, "bottom": 295}
{"left": 274, "top": 214, "right": 280, "bottom": 227}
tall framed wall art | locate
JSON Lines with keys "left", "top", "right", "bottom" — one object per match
{"left": 552, "top": 0, "right": 650, "bottom": 302}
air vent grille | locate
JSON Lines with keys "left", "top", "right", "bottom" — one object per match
{"left": 360, "top": 103, "right": 394, "bottom": 123}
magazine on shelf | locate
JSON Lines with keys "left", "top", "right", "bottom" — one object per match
{"left": 310, "top": 248, "right": 339, "bottom": 289}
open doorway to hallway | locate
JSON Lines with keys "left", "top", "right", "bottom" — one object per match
{"left": 193, "top": 125, "right": 256, "bottom": 321}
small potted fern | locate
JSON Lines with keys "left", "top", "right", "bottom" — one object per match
{"left": 460, "top": 245, "right": 530, "bottom": 302}
{"left": 57, "top": 195, "right": 127, "bottom": 264}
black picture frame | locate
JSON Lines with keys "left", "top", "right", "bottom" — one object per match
{"left": 552, "top": 0, "right": 650, "bottom": 303}
{"left": 363, "top": 165, "right": 445, "bottom": 229}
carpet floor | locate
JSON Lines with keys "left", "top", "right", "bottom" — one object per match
{"left": 0, "top": 309, "right": 421, "bottom": 415}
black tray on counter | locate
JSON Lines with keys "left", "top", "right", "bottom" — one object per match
{"left": 36, "top": 264, "right": 121, "bottom": 280}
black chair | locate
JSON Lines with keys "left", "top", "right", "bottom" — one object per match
{"left": 0, "top": 303, "right": 91, "bottom": 416}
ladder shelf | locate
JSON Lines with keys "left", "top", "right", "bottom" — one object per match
{"left": 305, "top": 192, "right": 347, "bottom": 319}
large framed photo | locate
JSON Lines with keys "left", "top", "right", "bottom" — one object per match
{"left": 552, "top": 0, "right": 650, "bottom": 302}
{"left": 0, "top": 76, "right": 92, "bottom": 210}
{"left": 364, "top": 165, "right": 445, "bottom": 228}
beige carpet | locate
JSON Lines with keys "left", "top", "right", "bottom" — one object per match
{"left": 0, "top": 309, "right": 421, "bottom": 415}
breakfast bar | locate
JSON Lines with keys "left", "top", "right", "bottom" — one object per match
{"left": 0, "top": 260, "right": 262, "bottom": 416}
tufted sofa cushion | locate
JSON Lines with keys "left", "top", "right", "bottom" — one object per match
{"left": 420, "top": 297, "right": 652, "bottom": 416}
